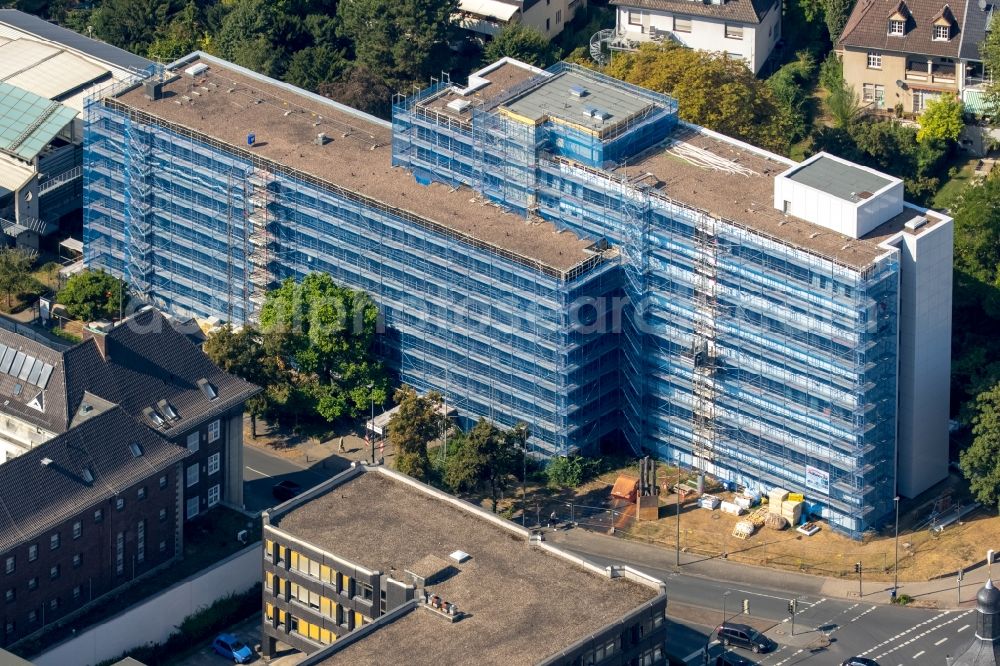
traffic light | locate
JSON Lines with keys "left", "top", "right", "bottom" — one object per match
{"left": 742, "top": 599, "right": 750, "bottom": 615}
{"left": 787, "top": 599, "right": 796, "bottom": 615}
{"left": 855, "top": 562, "right": 862, "bottom": 574}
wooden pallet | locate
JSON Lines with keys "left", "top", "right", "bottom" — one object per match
{"left": 747, "top": 507, "right": 769, "bottom": 528}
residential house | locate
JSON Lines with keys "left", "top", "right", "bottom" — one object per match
{"left": 605, "top": 0, "right": 781, "bottom": 73}
{"left": 0, "top": 307, "right": 258, "bottom": 648}
{"left": 838, "top": 0, "right": 992, "bottom": 114}
{"left": 453, "top": 0, "right": 585, "bottom": 40}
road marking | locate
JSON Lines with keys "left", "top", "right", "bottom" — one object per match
{"left": 913, "top": 651, "right": 925, "bottom": 659}
{"left": 957, "top": 624, "right": 970, "bottom": 632}
{"left": 246, "top": 466, "right": 272, "bottom": 478}
{"left": 683, "top": 641, "right": 717, "bottom": 664}
{"left": 934, "top": 637, "right": 948, "bottom": 645}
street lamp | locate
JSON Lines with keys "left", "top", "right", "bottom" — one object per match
{"left": 368, "top": 382, "right": 375, "bottom": 464}
{"left": 893, "top": 495, "right": 900, "bottom": 600}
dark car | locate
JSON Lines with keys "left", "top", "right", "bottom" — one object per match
{"left": 842, "top": 659, "right": 880, "bottom": 666}
{"left": 715, "top": 653, "right": 757, "bottom": 666}
{"left": 716, "top": 623, "right": 775, "bottom": 654}
{"left": 271, "top": 480, "right": 302, "bottom": 502}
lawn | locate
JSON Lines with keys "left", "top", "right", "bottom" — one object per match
{"left": 932, "top": 156, "right": 981, "bottom": 211}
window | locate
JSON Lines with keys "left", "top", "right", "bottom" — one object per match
{"left": 934, "top": 24, "right": 950, "bottom": 39}
{"left": 186, "top": 496, "right": 200, "bottom": 520}
{"left": 867, "top": 51, "right": 882, "bottom": 68}
{"left": 159, "top": 508, "right": 167, "bottom": 522}
{"left": 208, "top": 453, "right": 220, "bottom": 476}
{"left": 116, "top": 497, "right": 125, "bottom": 511}
{"left": 49, "top": 564, "right": 59, "bottom": 580}
{"left": 628, "top": 10, "right": 642, "bottom": 25}
{"left": 73, "top": 521, "right": 81, "bottom": 539}
{"left": 889, "top": 19, "right": 905, "bottom": 35}
{"left": 27, "top": 545, "right": 36, "bottom": 562}
{"left": 137, "top": 486, "right": 147, "bottom": 500}
{"left": 5, "top": 621, "right": 13, "bottom": 635}
{"left": 862, "top": 83, "right": 885, "bottom": 105}
{"left": 115, "top": 533, "right": 124, "bottom": 575}
{"left": 186, "top": 463, "right": 199, "bottom": 488}
{"left": 4, "top": 589, "right": 13, "bottom": 603}
{"left": 556, "top": 9, "right": 562, "bottom": 23}
{"left": 49, "top": 598, "right": 58, "bottom": 611}
{"left": 673, "top": 16, "right": 691, "bottom": 32}
{"left": 27, "top": 611, "right": 36, "bottom": 623}
{"left": 137, "top": 520, "right": 145, "bottom": 564}
{"left": 50, "top": 534, "right": 59, "bottom": 551}
{"left": 159, "top": 540, "right": 167, "bottom": 553}
{"left": 72, "top": 586, "right": 81, "bottom": 602}
{"left": 725, "top": 23, "right": 743, "bottom": 39}
{"left": 73, "top": 553, "right": 82, "bottom": 568}
{"left": 159, "top": 474, "right": 168, "bottom": 489}
{"left": 94, "top": 509, "right": 103, "bottom": 523}
{"left": 359, "top": 583, "right": 373, "bottom": 602}
{"left": 186, "top": 431, "right": 199, "bottom": 452}
{"left": 27, "top": 577, "right": 37, "bottom": 591}
{"left": 208, "top": 484, "right": 220, "bottom": 507}
{"left": 208, "top": 419, "right": 221, "bottom": 443}
{"left": 4, "top": 556, "right": 12, "bottom": 574}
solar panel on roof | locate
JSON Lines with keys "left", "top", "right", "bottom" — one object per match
{"left": 0, "top": 344, "right": 8, "bottom": 360}
{"left": 26, "top": 359, "right": 42, "bottom": 385}
{"left": 17, "top": 354, "right": 35, "bottom": 380}
{"left": 36, "top": 363, "right": 53, "bottom": 389}
{"left": 9, "top": 351, "right": 25, "bottom": 378}
{"left": 0, "top": 348, "right": 14, "bottom": 373}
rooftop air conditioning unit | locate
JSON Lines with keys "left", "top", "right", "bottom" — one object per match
{"left": 569, "top": 84, "right": 588, "bottom": 97}
{"left": 185, "top": 63, "right": 208, "bottom": 77}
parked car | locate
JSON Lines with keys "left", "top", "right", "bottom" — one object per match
{"left": 212, "top": 633, "right": 253, "bottom": 663}
{"left": 272, "top": 479, "right": 303, "bottom": 502}
{"left": 716, "top": 623, "right": 776, "bottom": 654}
{"left": 715, "top": 653, "right": 757, "bottom": 666}
{"left": 842, "top": 659, "right": 880, "bottom": 666}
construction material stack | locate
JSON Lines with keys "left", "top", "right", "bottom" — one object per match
{"left": 768, "top": 488, "right": 789, "bottom": 512}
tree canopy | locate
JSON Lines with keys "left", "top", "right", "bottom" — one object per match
{"left": 917, "top": 94, "right": 965, "bottom": 144}
{"left": 203, "top": 324, "right": 282, "bottom": 436}
{"left": 443, "top": 418, "right": 524, "bottom": 512}
{"left": 604, "top": 43, "right": 795, "bottom": 154}
{"left": 483, "top": 24, "right": 558, "bottom": 68}
{"left": 0, "top": 249, "right": 35, "bottom": 310}
{"left": 387, "top": 386, "right": 446, "bottom": 480}
{"left": 961, "top": 382, "right": 1000, "bottom": 514}
{"left": 56, "top": 269, "right": 128, "bottom": 321}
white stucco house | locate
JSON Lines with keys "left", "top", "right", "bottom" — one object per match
{"left": 604, "top": 0, "right": 781, "bottom": 74}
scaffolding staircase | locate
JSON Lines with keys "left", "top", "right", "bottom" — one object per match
{"left": 246, "top": 168, "right": 275, "bottom": 314}
{"left": 691, "top": 212, "right": 719, "bottom": 472}
{"left": 122, "top": 119, "right": 154, "bottom": 302}
{"left": 620, "top": 181, "right": 649, "bottom": 455}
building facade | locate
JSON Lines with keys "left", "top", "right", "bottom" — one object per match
{"left": 84, "top": 55, "right": 952, "bottom": 538}
{"left": 261, "top": 464, "right": 669, "bottom": 664}
{"left": 0, "top": 408, "right": 187, "bottom": 648}
{"left": 602, "top": 0, "right": 781, "bottom": 73}
{"left": 838, "top": 0, "right": 991, "bottom": 114}
{"left": 454, "top": 0, "right": 585, "bottom": 39}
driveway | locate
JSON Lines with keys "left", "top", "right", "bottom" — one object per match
{"left": 169, "top": 614, "right": 306, "bottom": 666}
{"left": 243, "top": 446, "right": 342, "bottom": 514}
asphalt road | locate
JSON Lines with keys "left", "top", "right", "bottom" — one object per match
{"left": 569, "top": 546, "right": 977, "bottom": 666}
{"left": 242, "top": 446, "right": 340, "bottom": 514}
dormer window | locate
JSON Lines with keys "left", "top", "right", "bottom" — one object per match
{"left": 934, "top": 23, "right": 950, "bottom": 39}
{"left": 889, "top": 19, "right": 905, "bottom": 34}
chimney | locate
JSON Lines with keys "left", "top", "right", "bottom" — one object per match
{"left": 81, "top": 321, "right": 114, "bottom": 360}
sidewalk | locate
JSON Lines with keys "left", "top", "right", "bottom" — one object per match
{"left": 547, "top": 527, "right": 995, "bottom": 610}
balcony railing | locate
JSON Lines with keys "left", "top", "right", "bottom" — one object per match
{"left": 905, "top": 64, "right": 956, "bottom": 85}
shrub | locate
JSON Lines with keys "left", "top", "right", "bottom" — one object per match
{"left": 546, "top": 455, "right": 605, "bottom": 488}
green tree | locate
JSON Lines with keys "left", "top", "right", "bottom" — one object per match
{"left": 56, "top": 269, "right": 128, "bottom": 321}
{"left": 203, "top": 324, "right": 282, "bottom": 437}
{"left": 0, "top": 249, "right": 35, "bottom": 309}
{"left": 284, "top": 45, "right": 348, "bottom": 91}
{"left": 90, "top": 0, "right": 177, "bottom": 54}
{"left": 823, "top": 0, "right": 853, "bottom": 43}
{"left": 337, "top": 0, "right": 457, "bottom": 84}
{"left": 917, "top": 94, "right": 964, "bottom": 143}
{"left": 443, "top": 418, "right": 522, "bottom": 512}
{"left": 387, "top": 386, "right": 445, "bottom": 481}
{"left": 826, "top": 81, "right": 860, "bottom": 128}
{"left": 215, "top": 0, "right": 288, "bottom": 77}
{"left": 981, "top": 19, "right": 1000, "bottom": 119}
{"left": 604, "top": 43, "right": 795, "bottom": 154}
{"left": 259, "top": 273, "right": 388, "bottom": 426}
{"left": 147, "top": 1, "right": 207, "bottom": 61}
{"left": 767, "top": 51, "right": 817, "bottom": 143}
{"left": 545, "top": 455, "right": 603, "bottom": 488}
{"left": 483, "top": 24, "right": 558, "bottom": 68}
{"left": 961, "top": 382, "right": 1000, "bottom": 513}
{"left": 319, "top": 65, "right": 394, "bottom": 119}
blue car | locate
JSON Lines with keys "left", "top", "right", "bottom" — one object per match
{"left": 212, "top": 633, "right": 253, "bottom": 663}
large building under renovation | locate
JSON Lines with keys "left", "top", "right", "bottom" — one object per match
{"left": 83, "top": 54, "right": 953, "bottom": 537}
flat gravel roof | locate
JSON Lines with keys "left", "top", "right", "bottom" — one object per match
{"left": 786, "top": 155, "right": 892, "bottom": 202}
